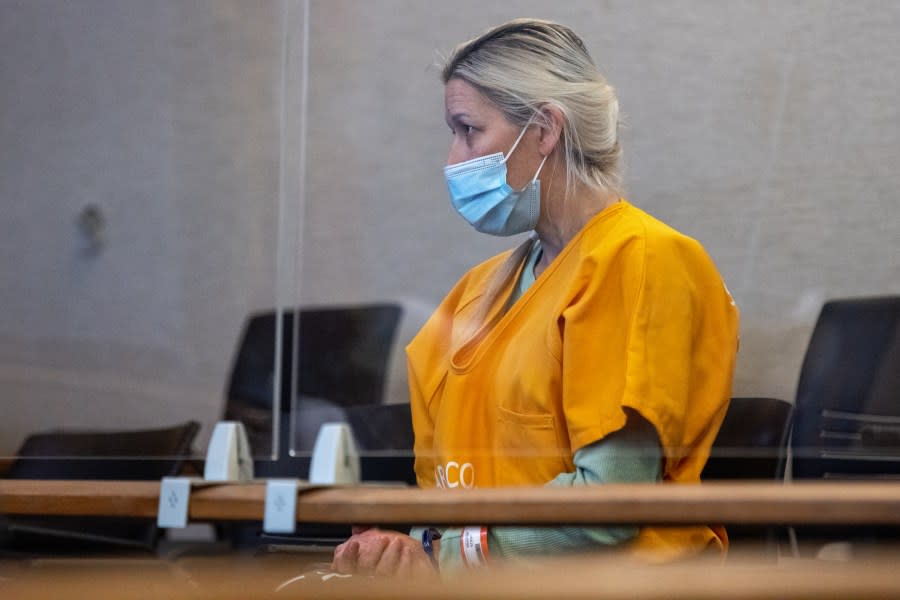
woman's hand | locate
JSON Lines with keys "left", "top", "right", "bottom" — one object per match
{"left": 331, "top": 528, "right": 438, "bottom": 578}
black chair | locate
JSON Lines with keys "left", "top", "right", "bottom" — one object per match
{"left": 788, "top": 295, "right": 900, "bottom": 551}
{"left": 224, "top": 303, "right": 411, "bottom": 474}
{"left": 702, "top": 397, "right": 793, "bottom": 554}
{"left": 223, "top": 303, "right": 414, "bottom": 547}
{"left": 703, "top": 397, "right": 793, "bottom": 481}
{"left": 2, "top": 420, "right": 200, "bottom": 555}
{"left": 791, "top": 296, "right": 900, "bottom": 480}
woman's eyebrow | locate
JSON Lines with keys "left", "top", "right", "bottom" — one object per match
{"left": 446, "top": 112, "right": 472, "bottom": 127}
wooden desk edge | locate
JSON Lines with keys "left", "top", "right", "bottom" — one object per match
{"left": 7, "top": 554, "right": 900, "bottom": 600}
{"left": 2, "top": 480, "right": 900, "bottom": 525}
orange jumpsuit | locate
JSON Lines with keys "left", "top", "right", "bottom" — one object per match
{"left": 407, "top": 200, "right": 739, "bottom": 559}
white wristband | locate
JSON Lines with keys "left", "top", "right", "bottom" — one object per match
{"left": 460, "top": 526, "right": 490, "bottom": 568}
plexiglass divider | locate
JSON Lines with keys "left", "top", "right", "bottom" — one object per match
{"left": 0, "top": 1, "right": 298, "bottom": 465}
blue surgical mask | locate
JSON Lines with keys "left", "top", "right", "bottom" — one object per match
{"left": 443, "top": 124, "right": 549, "bottom": 236}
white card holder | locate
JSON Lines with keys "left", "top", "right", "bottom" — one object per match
{"left": 157, "top": 477, "right": 192, "bottom": 529}
{"left": 263, "top": 479, "right": 299, "bottom": 534}
{"left": 309, "top": 422, "right": 360, "bottom": 485}
{"left": 157, "top": 421, "right": 360, "bottom": 531}
{"left": 203, "top": 421, "right": 254, "bottom": 482}
{"left": 158, "top": 421, "right": 254, "bottom": 529}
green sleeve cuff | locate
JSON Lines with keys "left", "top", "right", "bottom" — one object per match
{"left": 436, "top": 527, "right": 466, "bottom": 576}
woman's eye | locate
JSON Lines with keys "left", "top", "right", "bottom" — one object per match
{"left": 452, "top": 124, "right": 474, "bottom": 137}
{"left": 448, "top": 123, "right": 476, "bottom": 140}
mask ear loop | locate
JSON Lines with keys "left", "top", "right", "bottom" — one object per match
{"left": 503, "top": 118, "right": 550, "bottom": 190}
{"left": 501, "top": 119, "right": 535, "bottom": 164}
{"left": 530, "top": 154, "right": 549, "bottom": 182}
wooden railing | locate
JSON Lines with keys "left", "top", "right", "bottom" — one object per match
{"left": 3, "top": 480, "right": 900, "bottom": 525}
{"left": 5, "top": 480, "right": 900, "bottom": 598}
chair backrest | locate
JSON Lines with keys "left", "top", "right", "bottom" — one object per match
{"left": 224, "top": 303, "right": 406, "bottom": 470}
{"left": 8, "top": 421, "right": 200, "bottom": 480}
{"left": 791, "top": 296, "right": 900, "bottom": 480}
{"left": 701, "top": 397, "right": 793, "bottom": 554}
{"left": 227, "top": 304, "right": 403, "bottom": 414}
{"left": 4, "top": 421, "right": 200, "bottom": 553}
{"left": 221, "top": 304, "right": 410, "bottom": 548}
{"left": 702, "top": 397, "right": 793, "bottom": 481}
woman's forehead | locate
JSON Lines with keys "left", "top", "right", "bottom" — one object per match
{"left": 444, "top": 79, "right": 498, "bottom": 119}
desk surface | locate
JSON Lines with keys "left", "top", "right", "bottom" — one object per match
{"left": 5, "top": 552, "right": 900, "bottom": 599}
{"left": 3, "top": 480, "right": 900, "bottom": 525}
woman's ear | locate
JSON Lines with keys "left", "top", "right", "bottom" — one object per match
{"left": 537, "top": 105, "right": 564, "bottom": 156}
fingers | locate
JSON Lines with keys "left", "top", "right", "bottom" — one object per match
{"left": 377, "top": 536, "right": 438, "bottom": 579}
{"left": 332, "top": 529, "right": 437, "bottom": 579}
{"left": 373, "top": 537, "right": 404, "bottom": 576}
{"left": 331, "top": 539, "right": 359, "bottom": 574}
{"left": 351, "top": 525, "right": 373, "bottom": 536}
{"left": 394, "top": 542, "right": 428, "bottom": 579}
{"left": 354, "top": 534, "right": 390, "bottom": 574}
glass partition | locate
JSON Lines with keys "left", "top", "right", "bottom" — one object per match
{"left": 280, "top": 2, "right": 900, "bottom": 489}
{"left": 0, "top": 0, "right": 297, "bottom": 462}
{"left": 1, "top": 1, "right": 898, "bottom": 490}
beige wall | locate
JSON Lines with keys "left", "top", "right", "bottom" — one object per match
{"left": 1, "top": 0, "right": 898, "bottom": 455}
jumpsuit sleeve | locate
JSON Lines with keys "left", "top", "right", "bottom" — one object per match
{"left": 436, "top": 414, "right": 660, "bottom": 573}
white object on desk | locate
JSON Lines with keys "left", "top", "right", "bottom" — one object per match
{"left": 309, "top": 422, "right": 360, "bottom": 485}
{"left": 263, "top": 478, "right": 299, "bottom": 534}
{"left": 203, "top": 421, "right": 254, "bottom": 482}
{"left": 157, "top": 477, "right": 191, "bottom": 528}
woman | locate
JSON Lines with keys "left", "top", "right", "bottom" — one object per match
{"left": 332, "top": 18, "right": 739, "bottom": 577}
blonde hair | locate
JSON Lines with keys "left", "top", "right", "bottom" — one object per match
{"left": 442, "top": 18, "right": 622, "bottom": 196}
{"left": 443, "top": 19, "right": 622, "bottom": 350}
